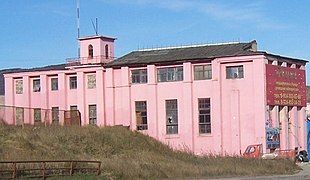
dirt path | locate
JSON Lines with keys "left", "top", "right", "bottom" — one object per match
{"left": 208, "top": 162, "right": 310, "bottom": 180}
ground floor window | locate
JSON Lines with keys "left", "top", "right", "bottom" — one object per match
{"left": 15, "top": 107, "right": 24, "bottom": 125}
{"left": 52, "top": 107, "right": 59, "bottom": 124}
{"left": 34, "top": 108, "right": 41, "bottom": 122}
{"left": 198, "top": 98, "right": 211, "bottom": 134}
{"left": 89, "top": 105, "right": 97, "bottom": 125}
{"left": 135, "top": 101, "right": 147, "bottom": 130}
{"left": 166, "top": 99, "right": 178, "bottom": 134}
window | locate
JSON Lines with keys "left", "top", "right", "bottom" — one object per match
{"left": 135, "top": 101, "right": 147, "bottom": 130}
{"left": 70, "top": 105, "right": 78, "bottom": 119}
{"left": 88, "top": 44, "right": 93, "bottom": 58}
{"left": 87, "top": 74, "right": 96, "bottom": 89}
{"left": 198, "top": 98, "right": 211, "bottom": 134}
{"left": 89, "top": 105, "right": 97, "bottom": 125}
{"left": 15, "top": 107, "right": 24, "bottom": 125}
{"left": 105, "top": 44, "right": 109, "bottom": 59}
{"left": 34, "top": 108, "right": 41, "bottom": 122}
{"left": 69, "top": 76, "right": 77, "bottom": 89}
{"left": 33, "top": 79, "right": 40, "bottom": 92}
{"left": 157, "top": 67, "right": 183, "bottom": 82}
{"left": 52, "top": 107, "right": 59, "bottom": 124}
{"left": 194, "top": 65, "right": 212, "bottom": 80}
{"left": 226, "top": 65, "right": 244, "bottom": 79}
{"left": 15, "top": 79, "right": 23, "bottom": 94}
{"left": 51, "top": 78, "right": 58, "bottom": 91}
{"left": 131, "top": 69, "right": 147, "bottom": 84}
{"left": 166, "top": 99, "right": 178, "bottom": 134}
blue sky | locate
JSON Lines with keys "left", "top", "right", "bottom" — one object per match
{"left": 0, "top": 0, "right": 310, "bottom": 83}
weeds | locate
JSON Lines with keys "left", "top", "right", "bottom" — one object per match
{"left": 0, "top": 125, "right": 300, "bottom": 179}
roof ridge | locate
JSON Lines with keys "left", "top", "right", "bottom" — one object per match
{"left": 136, "top": 41, "right": 246, "bottom": 52}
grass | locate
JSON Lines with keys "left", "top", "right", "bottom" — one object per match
{"left": 0, "top": 125, "right": 301, "bottom": 179}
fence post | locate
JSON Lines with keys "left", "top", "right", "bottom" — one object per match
{"left": 12, "top": 162, "right": 17, "bottom": 179}
{"left": 97, "top": 162, "right": 101, "bottom": 175}
{"left": 42, "top": 162, "right": 46, "bottom": 180}
{"left": 70, "top": 161, "right": 74, "bottom": 176}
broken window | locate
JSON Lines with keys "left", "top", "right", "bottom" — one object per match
{"left": 194, "top": 64, "right": 212, "bottom": 80}
{"left": 34, "top": 108, "right": 41, "bottom": 122}
{"left": 51, "top": 78, "right": 58, "bottom": 91}
{"left": 226, "top": 65, "right": 244, "bottom": 79}
{"left": 157, "top": 67, "right": 183, "bottom": 82}
{"left": 89, "top": 105, "right": 97, "bottom": 125}
{"left": 166, "top": 99, "right": 178, "bottom": 134}
{"left": 15, "top": 79, "right": 23, "bottom": 94}
{"left": 52, "top": 107, "right": 59, "bottom": 124}
{"left": 135, "top": 101, "right": 147, "bottom": 130}
{"left": 131, "top": 69, "right": 147, "bottom": 84}
{"left": 87, "top": 74, "right": 96, "bottom": 89}
{"left": 33, "top": 79, "right": 40, "bottom": 92}
{"left": 198, "top": 98, "right": 211, "bottom": 134}
{"left": 15, "top": 107, "right": 24, "bottom": 125}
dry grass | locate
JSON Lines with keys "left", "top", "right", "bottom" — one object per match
{"left": 0, "top": 125, "right": 300, "bottom": 179}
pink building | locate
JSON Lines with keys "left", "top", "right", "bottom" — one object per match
{"left": 3, "top": 35, "right": 308, "bottom": 155}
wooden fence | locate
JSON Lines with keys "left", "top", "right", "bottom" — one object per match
{"left": 0, "top": 160, "right": 101, "bottom": 179}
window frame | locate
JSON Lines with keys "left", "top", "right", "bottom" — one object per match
{"left": 226, "top": 65, "right": 244, "bottom": 79}
{"left": 194, "top": 64, "right": 212, "bottom": 80}
{"left": 87, "top": 74, "right": 96, "bottom": 89}
{"left": 198, "top": 98, "right": 211, "bottom": 134}
{"left": 15, "top": 107, "right": 24, "bottom": 125}
{"left": 51, "top": 78, "right": 58, "bottom": 91}
{"left": 166, "top": 99, "right": 178, "bottom": 134}
{"left": 88, "top": 44, "right": 94, "bottom": 58}
{"left": 33, "top": 79, "right": 41, "bottom": 92}
{"left": 34, "top": 108, "right": 41, "bottom": 122}
{"left": 69, "top": 76, "right": 77, "bottom": 89}
{"left": 157, "top": 66, "right": 183, "bottom": 82}
{"left": 135, "top": 101, "right": 148, "bottom": 130}
{"left": 131, "top": 69, "right": 148, "bottom": 84}
{"left": 15, "top": 79, "right": 23, "bottom": 94}
{"left": 89, "top": 104, "right": 97, "bottom": 125}
{"left": 52, "top": 107, "right": 59, "bottom": 124}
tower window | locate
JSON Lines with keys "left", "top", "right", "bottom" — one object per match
{"left": 88, "top": 44, "right": 93, "bottom": 58}
{"left": 105, "top": 44, "right": 109, "bottom": 59}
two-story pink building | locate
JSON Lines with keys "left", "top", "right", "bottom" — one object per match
{"left": 3, "top": 35, "right": 308, "bottom": 155}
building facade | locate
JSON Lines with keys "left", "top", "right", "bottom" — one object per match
{"left": 3, "top": 35, "right": 308, "bottom": 155}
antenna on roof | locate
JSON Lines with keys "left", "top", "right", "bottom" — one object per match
{"left": 77, "top": 0, "right": 80, "bottom": 58}
{"left": 91, "top": 18, "right": 99, "bottom": 35}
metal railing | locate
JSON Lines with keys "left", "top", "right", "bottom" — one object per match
{"left": 66, "top": 55, "right": 115, "bottom": 66}
{"left": 0, "top": 160, "right": 101, "bottom": 179}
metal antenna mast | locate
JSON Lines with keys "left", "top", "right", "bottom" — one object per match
{"left": 77, "top": 0, "right": 80, "bottom": 58}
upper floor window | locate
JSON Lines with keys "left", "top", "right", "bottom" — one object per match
{"left": 51, "top": 78, "right": 58, "bottom": 91}
{"left": 157, "top": 67, "right": 183, "bottom": 82}
{"left": 87, "top": 74, "right": 96, "bottom": 89}
{"left": 69, "top": 76, "right": 77, "bottom": 89}
{"left": 135, "top": 101, "right": 148, "bottom": 130}
{"left": 105, "top": 44, "right": 109, "bottom": 59}
{"left": 226, "top": 65, "right": 244, "bottom": 79}
{"left": 33, "top": 79, "right": 40, "bottom": 92}
{"left": 131, "top": 69, "right": 147, "bottom": 84}
{"left": 88, "top": 44, "right": 93, "bottom": 58}
{"left": 15, "top": 79, "right": 23, "bottom": 94}
{"left": 194, "top": 64, "right": 212, "bottom": 80}
{"left": 166, "top": 99, "right": 178, "bottom": 134}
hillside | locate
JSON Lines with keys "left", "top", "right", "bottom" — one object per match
{"left": 0, "top": 125, "right": 299, "bottom": 179}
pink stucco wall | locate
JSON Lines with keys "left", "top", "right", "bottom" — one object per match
{"left": 3, "top": 37, "right": 307, "bottom": 155}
